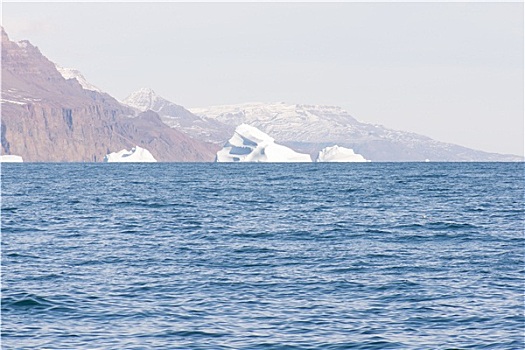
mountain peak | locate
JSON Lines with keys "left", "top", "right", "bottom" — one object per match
{"left": 123, "top": 88, "right": 165, "bottom": 112}
{"left": 137, "top": 87, "right": 156, "bottom": 95}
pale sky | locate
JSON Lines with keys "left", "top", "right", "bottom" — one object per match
{"left": 2, "top": 2, "right": 524, "bottom": 156}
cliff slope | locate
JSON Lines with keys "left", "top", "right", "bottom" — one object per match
{"left": 1, "top": 28, "right": 217, "bottom": 162}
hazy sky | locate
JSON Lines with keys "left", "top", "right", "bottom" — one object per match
{"left": 3, "top": 2, "right": 524, "bottom": 156}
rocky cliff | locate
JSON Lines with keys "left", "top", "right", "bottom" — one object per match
{"left": 1, "top": 28, "right": 217, "bottom": 162}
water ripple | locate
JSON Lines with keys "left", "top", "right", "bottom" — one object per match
{"left": 1, "top": 163, "right": 524, "bottom": 349}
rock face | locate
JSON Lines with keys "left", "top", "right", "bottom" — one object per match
{"left": 317, "top": 145, "right": 368, "bottom": 162}
{"left": 216, "top": 124, "right": 312, "bottom": 162}
{"left": 1, "top": 28, "right": 218, "bottom": 162}
{"left": 104, "top": 145, "right": 157, "bottom": 162}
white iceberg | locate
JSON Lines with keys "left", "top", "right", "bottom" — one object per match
{"left": 0, "top": 155, "right": 23, "bottom": 162}
{"left": 216, "top": 124, "right": 312, "bottom": 162}
{"left": 316, "top": 145, "right": 368, "bottom": 162}
{"left": 104, "top": 146, "right": 157, "bottom": 162}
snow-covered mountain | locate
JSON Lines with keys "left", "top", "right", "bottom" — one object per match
{"left": 55, "top": 65, "right": 102, "bottom": 92}
{"left": 120, "top": 90, "right": 521, "bottom": 161}
{"left": 216, "top": 124, "right": 311, "bottom": 162}
{"left": 191, "top": 102, "right": 521, "bottom": 162}
{"left": 123, "top": 88, "right": 232, "bottom": 144}
{"left": 191, "top": 102, "right": 362, "bottom": 144}
{"left": 317, "top": 145, "right": 368, "bottom": 162}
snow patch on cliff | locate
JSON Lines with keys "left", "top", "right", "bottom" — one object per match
{"left": 316, "top": 145, "right": 368, "bottom": 162}
{"left": 0, "top": 155, "right": 23, "bottom": 162}
{"left": 1, "top": 99, "right": 26, "bottom": 106}
{"left": 104, "top": 146, "right": 157, "bottom": 162}
{"left": 216, "top": 124, "right": 311, "bottom": 162}
{"left": 15, "top": 40, "right": 30, "bottom": 49}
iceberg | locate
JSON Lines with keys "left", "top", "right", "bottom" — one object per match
{"left": 216, "top": 124, "right": 312, "bottom": 162}
{"left": 104, "top": 146, "right": 157, "bottom": 162}
{"left": 316, "top": 145, "right": 368, "bottom": 162}
{"left": 0, "top": 155, "right": 23, "bottom": 162}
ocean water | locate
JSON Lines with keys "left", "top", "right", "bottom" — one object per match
{"left": 1, "top": 162, "right": 524, "bottom": 349}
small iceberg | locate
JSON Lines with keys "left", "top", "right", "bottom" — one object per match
{"left": 104, "top": 146, "right": 157, "bottom": 162}
{"left": 0, "top": 155, "right": 23, "bottom": 162}
{"left": 216, "top": 124, "right": 312, "bottom": 162}
{"left": 316, "top": 145, "right": 368, "bottom": 162}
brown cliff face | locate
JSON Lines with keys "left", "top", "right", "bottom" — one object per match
{"left": 1, "top": 28, "right": 218, "bottom": 161}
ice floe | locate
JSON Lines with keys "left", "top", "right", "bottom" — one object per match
{"left": 316, "top": 145, "right": 368, "bottom": 162}
{"left": 104, "top": 146, "right": 157, "bottom": 162}
{"left": 216, "top": 124, "right": 311, "bottom": 162}
{"left": 0, "top": 155, "right": 23, "bottom": 162}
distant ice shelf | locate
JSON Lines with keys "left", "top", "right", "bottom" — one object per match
{"left": 316, "top": 145, "right": 368, "bottom": 162}
{"left": 216, "top": 124, "right": 312, "bottom": 162}
{"left": 104, "top": 146, "right": 157, "bottom": 162}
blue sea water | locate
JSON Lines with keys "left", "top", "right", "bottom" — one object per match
{"left": 1, "top": 162, "right": 524, "bottom": 349}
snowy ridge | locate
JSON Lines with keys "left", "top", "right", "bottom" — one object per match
{"left": 55, "top": 65, "right": 102, "bottom": 92}
{"left": 190, "top": 102, "right": 424, "bottom": 145}
{"left": 121, "top": 93, "right": 520, "bottom": 161}
{"left": 216, "top": 124, "right": 311, "bottom": 162}
{"left": 190, "top": 102, "right": 361, "bottom": 144}
{"left": 317, "top": 145, "right": 368, "bottom": 162}
{"left": 190, "top": 102, "right": 522, "bottom": 161}
{"left": 123, "top": 88, "right": 232, "bottom": 144}
{"left": 104, "top": 146, "right": 157, "bottom": 162}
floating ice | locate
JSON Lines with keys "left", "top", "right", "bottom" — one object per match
{"left": 104, "top": 146, "right": 157, "bottom": 163}
{"left": 316, "top": 145, "right": 368, "bottom": 162}
{"left": 216, "top": 124, "right": 312, "bottom": 162}
{"left": 0, "top": 155, "right": 23, "bottom": 162}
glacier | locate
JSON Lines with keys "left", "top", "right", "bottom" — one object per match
{"left": 0, "top": 155, "right": 23, "bottom": 162}
{"left": 216, "top": 124, "right": 312, "bottom": 162}
{"left": 317, "top": 145, "right": 368, "bottom": 162}
{"left": 104, "top": 146, "right": 157, "bottom": 162}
